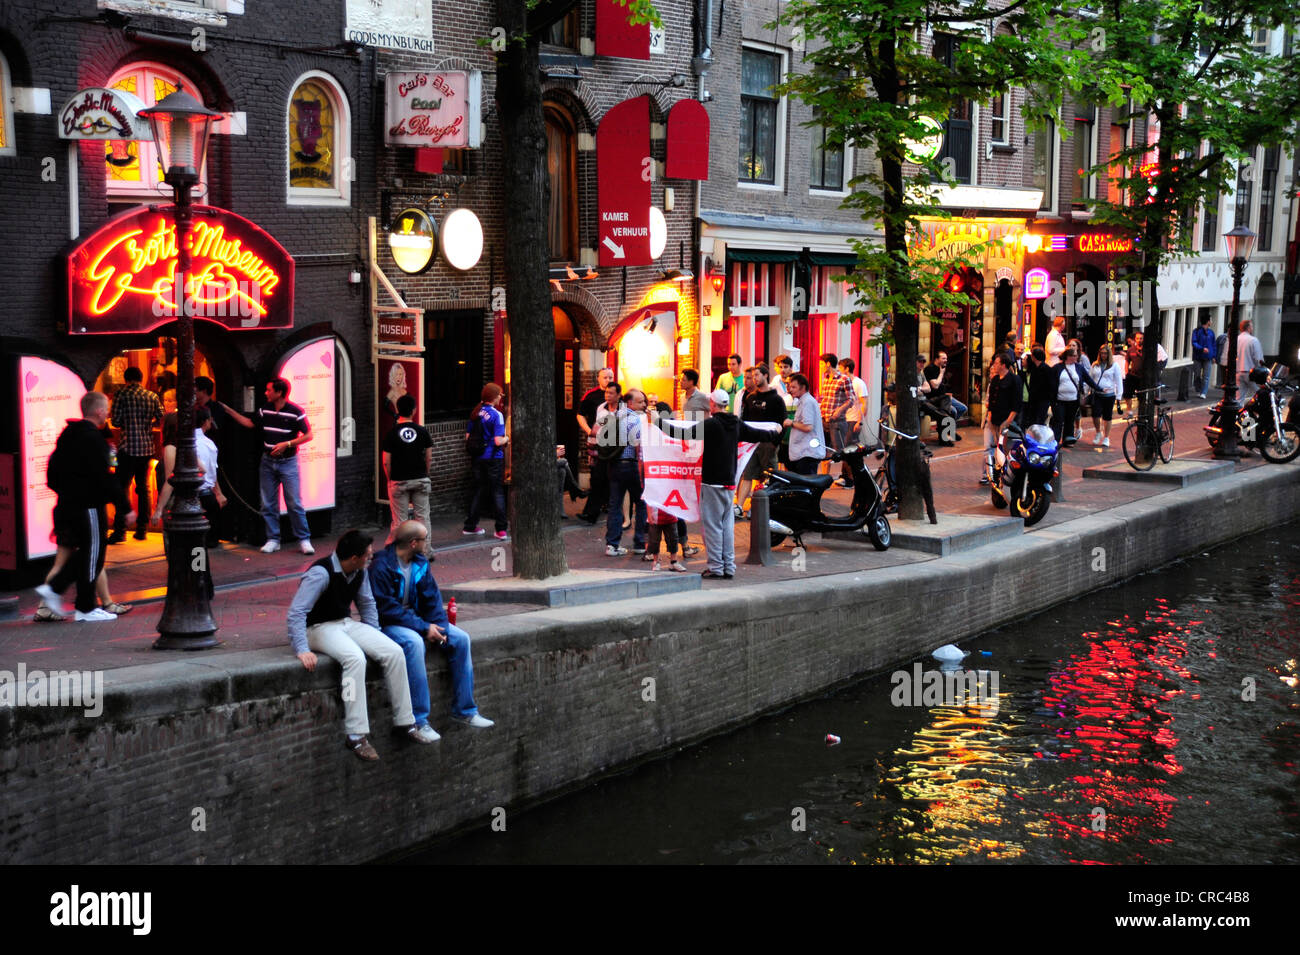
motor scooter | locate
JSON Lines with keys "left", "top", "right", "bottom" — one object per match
{"left": 764, "top": 445, "right": 891, "bottom": 550}
{"left": 987, "top": 422, "right": 1059, "bottom": 527}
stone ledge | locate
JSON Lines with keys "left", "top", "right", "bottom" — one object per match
{"left": 446, "top": 569, "right": 700, "bottom": 606}
{"left": 1081, "top": 458, "right": 1237, "bottom": 486}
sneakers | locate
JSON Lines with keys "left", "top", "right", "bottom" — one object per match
{"left": 74, "top": 608, "right": 117, "bottom": 622}
{"left": 494, "top": 530, "right": 509, "bottom": 541}
{"left": 1092, "top": 433, "right": 1102, "bottom": 445}
{"left": 978, "top": 475, "right": 990, "bottom": 486}
{"left": 606, "top": 545, "right": 628, "bottom": 557}
{"left": 834, "top": 477, "right": 851, "bottom": 488}
{"left": 1102, "top": 437, "right": 1111, "bottom": 448}
{"left": 733, "top": 505, "right": 744, "bottom": 519}
{"left": 133, "top": 530, "right": 148, "bottom": 541}
{"left": 345, "top": 735, "right": 380, "bottom": 762}
{"left": 650, "top": 559, "right": 661, "bottom": 572}
{"left": 299, "top": 539, "right": 315, "bottom": 555}
{"left": 669, "top": 560, "right": 688, "bottom": 572}
{"left": 405, "top": 724, "right": 441, "bottom": 744}
{"left": 260, "top": 540, "right": 281, "bottom": 553}
{"left": 106, "top": 532, "right": 127, "bottom": 545}
{"left": 681, "top": 544, "right": 701, "bottom": 558}
{"left": 632, "top": 545, "right": 647, "bottom": 555}
{"left": 35, "top": 583, "right": 68, "bottom": 616}
{"left": 452, "top": 713, "right": 495, "bottom": 729}
{"left": 462, "top": 527, "right": 485, "bottom": 536}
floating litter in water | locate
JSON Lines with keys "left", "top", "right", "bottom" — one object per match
{"left": 931, "top": 644, "right": 967, "bottom": 662}
{"left": 825, "top": 734, "right": 841, "bottom": 746}
{"left": 980, "top": 650, "right": 992, "bottom": 657}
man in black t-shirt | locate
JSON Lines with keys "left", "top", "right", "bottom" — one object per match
{"left": 736, "top": 364, "right": 788, "bottom": 516}
{"left": 227, "top": 376, "right": 313, "bottom": 553}
{"left": 577, "top": 368, "right": 615, "bottom": 523}
{"left": 383, "top": 393, "right": 434, "bottom": 554}
{"left": 982, "top": 352, "right": 1023, "bottom": 486}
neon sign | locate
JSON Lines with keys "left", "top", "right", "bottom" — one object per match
{"left": 67, "top": 205, "right": 295, "bottom": 334}
{"left": 1025, "top": 268, "right": 1052, "bottom": 299}
{"left": 1077, "top": 233, "right": 1135, "bottom": 253}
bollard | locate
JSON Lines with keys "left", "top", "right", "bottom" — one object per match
{"left": 1177, "top": 366, "right": 1191, "bottom": 402}
{"left": 746, "top": 487, "right": 774, "bottom": 566}
{"left": 1053, "top": 457, "right": 1065, "bottom": 503}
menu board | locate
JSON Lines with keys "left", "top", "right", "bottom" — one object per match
{"left": 275, "top": 338, "right": 336, "bottom": 513}
{"left": 20, "top": 356, "right": 87, "bottom": 559}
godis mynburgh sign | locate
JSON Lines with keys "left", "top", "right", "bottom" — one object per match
{"left": 66, "top": 205, "right": 295, "bottom": 334}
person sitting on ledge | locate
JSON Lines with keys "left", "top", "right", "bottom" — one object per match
{"left": 368, "top": 520, "right": 495, "bottom": 734}
{"left": 288, "top": 529, "right": 434, "bottom": 762}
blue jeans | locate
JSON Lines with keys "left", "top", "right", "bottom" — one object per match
{"left": 381, "top": 623, "right": 479, "bottom": 724}
{"left": 606, "top": 458, "right": 647, "bottom": 548}
{"left": 465, "top": 458, "right": 508, "bottom": 532}
{"left": 1193, "top": 358, "right": 1212, "bottom": 396}
{"left": 259, "top": 454, "right": 309, "bottom": 543}
{"left": 950, "top": 397, "right": 969, "bottom": 419}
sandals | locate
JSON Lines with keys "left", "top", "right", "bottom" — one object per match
{"left": 33, "top": 605, "right": 66, "bottom": 623}
{"left": 103, "top": 602, "right": 133, "bottom": 615}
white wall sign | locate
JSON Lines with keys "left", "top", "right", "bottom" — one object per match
{"left": 649, "top": 26, "right": 665, "bottom": 54}
{"left": 385, "top": 71, "right": 482, "bottom": 148}
{"left": 344, "top": 0, "right": 434, "bottom": 52}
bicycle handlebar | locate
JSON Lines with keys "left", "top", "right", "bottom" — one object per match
{"left": 881, "top": 423, "right": 919, "bottom": 441}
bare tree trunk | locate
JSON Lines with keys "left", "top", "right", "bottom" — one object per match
{"left": 497, "top": 0, "right": 567, "bottom": 578}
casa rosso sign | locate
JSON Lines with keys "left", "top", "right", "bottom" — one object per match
{"left": 384, "top": 70, "right": 482, "bottom": 148}
{"left": 66, "top": 205, "right": 295, "bottom": 334}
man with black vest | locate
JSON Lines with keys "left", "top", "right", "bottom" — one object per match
{"left": 288, "top": 529, "right": 433, "bottom": 761}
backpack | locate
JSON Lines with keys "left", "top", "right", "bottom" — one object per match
{"left": 1216, "top": 332, "right": 1229, "bottom": 366}
{"left": 465, "top": 412, "right": 487, "bottom": 459}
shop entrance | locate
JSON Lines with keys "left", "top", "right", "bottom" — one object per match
{"left": 931, "top": 268, "right": 983, "bottom": 408}
{"left": 552, "top": 306, "right": 582, "bottom": 464}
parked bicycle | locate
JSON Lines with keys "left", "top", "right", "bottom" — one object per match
{"left": 871, "top": 423, "right": 935, "bottom": 520}
{"left": 1122, "top": 384, "right": 1175, "bottom": 471}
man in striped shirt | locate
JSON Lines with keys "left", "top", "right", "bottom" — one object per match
{"left": 230, "top": 377, "right": 314, "bottom": 554}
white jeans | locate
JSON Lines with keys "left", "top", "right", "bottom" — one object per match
{"left": 307, "top": 617, "right": 415, "bottom": 736}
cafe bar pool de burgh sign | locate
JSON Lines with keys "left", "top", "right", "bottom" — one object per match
{"left": 66, "top": 205, "right": 295, "bottom": 334}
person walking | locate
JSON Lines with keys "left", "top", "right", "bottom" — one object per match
{"left": 1068, "top": 338, "right": 1093, "bottom": 440}
{"left": 227, "top": 377, "right": 313, "bottom": 554}
{"left": 34, "top": 392, "right": 134, "bottom": 622}
{"left": 1236, "top": 318, "right": 1266, "bottom": 403}
{"left": 382, "top": 393, "right": 433, "bottom": 553}
{"left": 1191, "top": 314, "right": 1216, "bottom": 399}
{"left": 576, "top": 368, "right": 614, "bottom": 524}
{"left": 1089, "top": 344, "right": 1124, "bottom": 447}
{"left": 1051, "top": 348, "right": 1100, "bottom": 446}
{"left": 604, "top": 388, "right": 648, "bottom": 557}
{"left": 463, "top": 382, "right": 509, "bottom": 541}
{"left": 1025, "top": 346, "right": 1055, "bottom": 426}
{"left": 107, "top": 366, "right": 162, "bottom": 543}
{"left": 736, "top": 364, "right": 787, "bottom": 513}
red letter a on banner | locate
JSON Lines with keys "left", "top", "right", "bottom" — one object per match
{"left": 664, "top": 489, "right": 687, "bottom": 510}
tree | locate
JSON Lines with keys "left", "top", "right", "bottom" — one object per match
{"left": 1061, "top": 0, "right": 1300, "bottom": 436}
{"left": 492, "top": 0, "right": 657, "bottom": 578}
{"left": 776, "top": 0, "right": 1065, "bottom": 520}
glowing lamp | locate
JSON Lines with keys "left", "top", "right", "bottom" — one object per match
{"left": 441, "top": 208, "right": 484, "bottom": 271}
{"left": 388, "top": 208, "right": 436, "bottom": 274}
{"left": 1222, "top": 224, "right": 1255, "bottom": 264}
{"left": 710, "top": 270, "right": 725, "bottom": 293}
{"left": 1022, "top": 234, "right": 1043, "bottom": 253}
{"left": 138, "top": 89, "right": 219, "bottom": 181}
{"left": 649, "top": 206, "right": 667, "bottom": 260}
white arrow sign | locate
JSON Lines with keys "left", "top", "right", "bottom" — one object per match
{"left": 602, "top": 236, "right": 626, "bottom": 259}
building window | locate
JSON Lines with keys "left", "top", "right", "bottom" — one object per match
{"left": 545, "top": 104, "right": 578, "bottom": 263}
{"left": 933, "top": 35, "right": 973, "bottom": 184}
{"left": 1031, "top": 118, "right": 1057, "bottom": 212}
{"left": 287, "top": 72, "right": 351, "bottom": 206}
{"left": 740, "top": 47, "right": 783, "bottom": 186}
{"left": 1251, "top": 23, "right": 1270, "bottom": 53}
{"left": 1234, "top": 148, "right": 1256, "bottom": 230}
{"left": 424, "top": 310, "right": 485, "bottom": 418}
{"left": 809, "top": 110, "right": 845, "bottom": 192}
{"left": 105, "top": 63, "right": 206, "bottom": 201}
{"left": 1201, "top": 192, "right": 1219, "bottom": 252}
{"left": 729, "top": 262, "right": 785, "bottom": 315}
{"left": 1257, "top": 145, "right": 1279, "bottom": 252}
{"left": 543, "top": 8, "right": 579, "bottom": 48}
{"left": 989, "top": 92, "right": 1009, "bottom": 145}
{"left": 1072, "top": 104, "right": 1097, "bottom": 209}
{"left": 0, "top": 53, "right": 13, "bottom": 156}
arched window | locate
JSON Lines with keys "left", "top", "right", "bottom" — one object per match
{"left": 287, "top": 71, "right": 351, "bottom": 206}
{"left": 105, "top": 62, "right": 205, "bottom": 200}
{"left": 0, "top": 52, "right": 14, "bottom": 157}
{"left": 545, "top": 104, "right": 578, "bottom": 263}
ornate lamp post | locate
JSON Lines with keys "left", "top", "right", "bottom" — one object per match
{"left": 1212, "top": 224, "right": 1256, "bottom": 459}
{"left": 139, "top": 90, "right": 222, "bottom": 649}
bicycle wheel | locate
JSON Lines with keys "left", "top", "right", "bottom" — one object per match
{"left": 1158, "top": 411, "right": 1175, "bottom": 463}
{"left": 1122, "top": 421, "right": 1157, "bottom": 471}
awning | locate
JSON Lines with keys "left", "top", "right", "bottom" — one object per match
{"left": 806, "top": 251, "right": 859, "bottom": 268}
{"left": 726, "top": 248, "right": 799, "bottom": 264}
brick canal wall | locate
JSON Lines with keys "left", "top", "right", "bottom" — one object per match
{"left": 3, "top": 464, "right": 1299, "bottom": 863}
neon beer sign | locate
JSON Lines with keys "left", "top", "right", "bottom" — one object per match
{"left": 67, "top": 205, "right": 295, "bottom": 334}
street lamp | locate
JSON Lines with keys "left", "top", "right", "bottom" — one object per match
{"left": 1212, "top": 224, "right": 1256, "bottom": 459}
{"left": 138, "top": 90, "right": 222, "bottom": 650}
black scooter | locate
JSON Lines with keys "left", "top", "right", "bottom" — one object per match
{"left": 763, "top": 445, "right": 891, "bottom": 550}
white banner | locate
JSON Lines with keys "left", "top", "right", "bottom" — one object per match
{"left": 642, "top": 417, "right": 701, "bottom": 522}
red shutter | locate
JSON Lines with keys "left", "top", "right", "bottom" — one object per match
{"left": 595, "top": 0, "right": 650, "bottom": 59}
{"left": 414, "top": 148, "right": 443, "bottom": 175}
{"left": 666, "top": 99, "right": 710, "bottom": 180}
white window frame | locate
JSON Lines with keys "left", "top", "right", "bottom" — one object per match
{"left": 1072, "top": 104, "right": 1098, "bottom": 210}
{"left": 729, "top": 262, "right": 785, "bottom": 316}
{"left": 335, "top": 340, "right": 354, "bottom": 457}
{"left": 1031, "top": 115, "right": 1060, "bottom": 214}
{"left": 104, "top": 62, "right": 207, "bottom": 202}
{"left": 286, "top": 70, "right": 352, "bottom": 208}
{"left": 0, "top": 52, "right": 15, "bottom": 157}
{"left": 809, "top": 110, "right": 851, "bottom": 197}
{"left": 738, "top": 42, "right": 788, "bottom": 193}
{"left": 989, "top": 91, "right": 1010, "bottom": 146}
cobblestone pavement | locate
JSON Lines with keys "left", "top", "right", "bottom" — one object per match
{"left": 1, "top": 396, "right": 1264, "bottom": 671}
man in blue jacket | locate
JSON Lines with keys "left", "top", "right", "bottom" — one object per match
{"left": 368, "top": 520, "right": 494, "bottom": 737}
{"left": 1191, "top": 312, "right": 1216, "bottom": 399}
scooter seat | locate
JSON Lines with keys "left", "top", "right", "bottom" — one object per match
{"left": 770, "top": 470, "right": 834, "bottom": 490}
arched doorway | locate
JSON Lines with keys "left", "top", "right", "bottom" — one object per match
{"left": 1073, "top": 265, "right": 1107, "bottom": 360}
{"left": 1254, "top": 273, "right": 1281, "bottom": 356}
{"left": 552, "top": 305, "right": 583, "bottom": 463}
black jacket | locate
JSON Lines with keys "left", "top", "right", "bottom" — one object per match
{"left": 664, "top": 412, "right": 778, "bottom": 486}
{"left": 50, "top": 419, "right": 128, "bottom": 510}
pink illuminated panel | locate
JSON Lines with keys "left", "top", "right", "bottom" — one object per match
{"left": 276, "top": 338, "right": 336, "bottom": 513}
{"left": 20, "top": 356, "right": 87, "bottom": 559}
{"left": 1024, "top": 268, "right": 1052, "bottom": 300}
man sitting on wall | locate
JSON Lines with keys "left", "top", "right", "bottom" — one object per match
{"left": 369, "top": 520, "right": 494, "bottom": 735}
{"left": 288, "top": 529, "right": 433, "bottom": 761}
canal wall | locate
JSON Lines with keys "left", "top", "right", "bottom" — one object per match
{"left": 2, "top": 463, "right": 1298, "bottom": 863}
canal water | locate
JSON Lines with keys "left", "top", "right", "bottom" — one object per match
{"left": 411, "top": 521, "right": 1300, "bottom": 865}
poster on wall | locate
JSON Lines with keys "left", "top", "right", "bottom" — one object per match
{"left": 613, "top": 306, "right": 677, "bottom": 406}
{"left": 275, "top": 338, "right": 336, "bottom": 513}
{"left": 374, "top": 355, "right": 424, "bottom": 503}
{"left": 19, "top": 356, "right": 87, "bottom": 560}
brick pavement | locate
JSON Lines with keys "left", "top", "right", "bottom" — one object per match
{"left": 1, "top": 394, "right": 1262, "bottom": 672}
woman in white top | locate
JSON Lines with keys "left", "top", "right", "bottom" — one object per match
{"left": 1068, "top": 338, "right": 1093, "bottom": 441}
{"left": 1089, "top": 344, "right": 1125, "bottom": 447}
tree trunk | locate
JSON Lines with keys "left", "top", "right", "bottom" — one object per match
{"left": 497, "top": 0, "right": 567, "bottom": 579}
{"left": 1139, "top": 135, "right": 1173, "bottom": 424}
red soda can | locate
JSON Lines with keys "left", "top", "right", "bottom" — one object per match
{"left": 447, "top": 597, "right": 457, "bottom": 625}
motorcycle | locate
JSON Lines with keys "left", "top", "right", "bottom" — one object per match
{"left": 1203, "top": 365, "right": 1300, "bottom": 463}
{"left": 987, "top": 422, "right": 1059, "bottom": 527}
{"left": 764, "top": 445, "right": 891, "bottom": 550}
